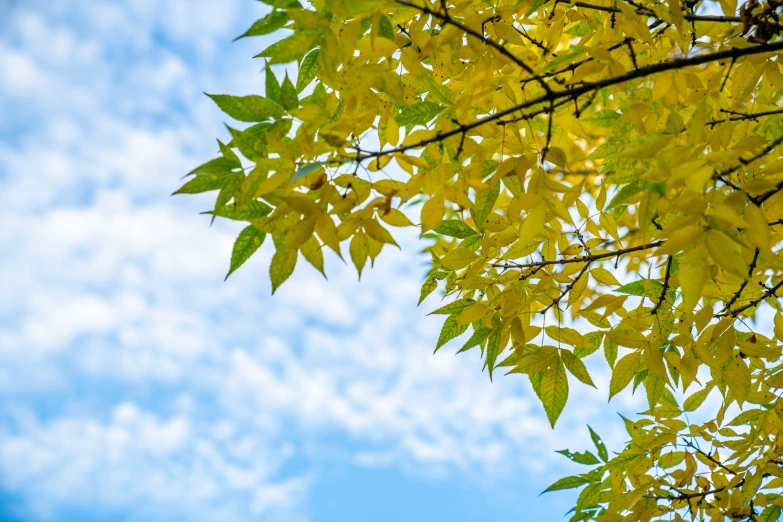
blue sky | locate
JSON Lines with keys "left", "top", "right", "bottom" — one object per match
{"left": 0, "top": 1, "right": 651, "bottom": 521}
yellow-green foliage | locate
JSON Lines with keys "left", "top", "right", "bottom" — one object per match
{"left": 176, "top": 0, "right": 783, "bottom": 519}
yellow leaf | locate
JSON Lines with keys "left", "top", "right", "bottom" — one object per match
{"left": 560, "top": 244, "right": 584, "bottom": 257}
{"left": 457, "top": 302, "right": 486, "bottom": 325}
{"left": 679, "top": 248, "right": 707, "bottom": 311}
{"left": 380, "top": 208, "right": 415, "bottom": 227}
{"left": 726, "top": 356, "right": 750, "bottom": 404}
{"left": 439, "top": 248, "right": 479, "bottom": 270}
{"left": 519, "top": 204, "right": 546, "bottom": 243}
{"left": 315, "top": 214, "right": 341, "bottom": 256}
{"left": 363, "top": 218, "right": 398, "bottom": 246}
{"left": 599, "top": 213, "right": 620, "bottom": 242}
{"left": 484, "top": 212, "right": 510, "bottom": 232}
{"left": 655, "top": 225, "right": 704, "bottom": 256}
{"left": 706, "top": 230, "right": 748, "bottom": 279}
{"left": 644, "top": 344, "right": 669, "bottom": 383}
{"left": 420, "top": 193, "right": 445, "bottom": 233}
{"left": 350, "top": 231, "right": 370, "bottom": 278}
{"left": 608, "top": 329, "right": 648, "bottom": 349}
{"left": 283, "top": 217, "right": 317, "bottom": 249}
{"left": 744, "top": 204, "right": 770, "bottom": 251}
{"left": 590, "top": 267, "right": 620, "bottom": 286}
{"left": 609, "top": 351, "right": 641, "bottom": 400}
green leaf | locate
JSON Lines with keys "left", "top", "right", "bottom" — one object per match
{"left": 419, "top": 278, "right": 438, "bottom": 305}
{"left": 206, "top": 201, "right": 272, "bottom": 221}
{"left": 429, "top": 298, "right": 475, "bottom": 316}
{"left": 606, "top": 181, "right": 644, "bottom": 209}
{"left": 615, "top": 279, "right": 664, "bottom": 299}
{"left": 604, "top": 336, "right": 618, "bottom": 367}
{"left": 226, "top": 226, "right": 267, "bottom": 279}
{"left": 297, "top": 49, "right": 320, "bottom": 92}
{"left": 268, "top": 32, "right": 319, "bottom": 64}
{"left": 206, "top": 94, "right": 284, "bottom": 122}
{"left": 395, "top": 102, "right": 442, "bottom": 127}
{"left": 540, "top": 358, "right": 569, "bottom": 427}
{"left": 265, "top": 66, "right": 281, "bottom": 104}
{"left": 561, "top": 350, "right": 596, "bottom": 387}
{"left": 728, "top": 409, "right": 765, "bottom": 426}
{"left": 459, "top": 234, "right": 483, "bottom": 251}
{"left": 235, "top": 10, "right": 289, "bottom": 40}
{"left": 435, "top": 315, "right": 470, "bottom": 351}
{"left": 280, "top": 74, "right": 299, "bottom": 110}
{"left": 541, "top": 475, "right": 590, "bottom": 494}
{"left": 564, "top": 21, "right": 593, "bottom": 36}
{"left": 173, "top": 171, "right": 233, "bottom": 195}
{"left": 588, "top": 426, "right": 608, "bottom": 462}
{"left": 213, "top": 172, "right": 243, "bottom": 213}
{"left": 269, "top": 248, "right": 297, "bottom": 294}
{"left": 457, "top": 326, "right": 492, "bottom": 354}
{"left": 258, "top": 0, "right": 302, "bottom": 7}
{"left": 510, "top": 345, "right": 559, "bottom": 374}
{"left": 434, "top": 220, "right": 479, "bottom": 239}
{"left": 618, "top": 133, "right": 673, "bottom": 160}
{"left": 378, "top": 13, "right": 395, "bottom": 40}
{"left": 485, "top": 322, "right": 502, "bottom": 380}
{"left": 556, "top": 449, "right": 601, "bottom": 465}
{"left": 760, "top": 505, "right": 782, "bottom": 522}
{"left": 609, "top": 351, "right": 641, "bottom": 401}
{"left": 576, "top": 481, "right": 603, "bottom": 510}
{"left": 580, "top": 110, "right": 620, "bottom": 128}
{"left": 526, "top": 0, "right": 548, "bottom": 15}
{"left": 188, "top": 156, "right": 241, "bottom": 176}
{"left": 471, "top": 183, "right": 500, "bottom": 232}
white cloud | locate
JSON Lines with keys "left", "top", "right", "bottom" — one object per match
{"left": 0, "top": 403, "right": 307, "bottom": 522}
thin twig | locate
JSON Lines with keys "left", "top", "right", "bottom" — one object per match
{"left": 720, "top": 248, "right": 759, "bottom": 315}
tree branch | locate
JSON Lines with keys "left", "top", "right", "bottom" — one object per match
{"left": 719, "top": 247, "right": 759, "bottom": 315}
{"left": 560, "top": 0, "right": 742, "bottom": 23}
{"left": 492, "top": 240, "right": 664, "bottom": 270}
{"left": 651, "top": 255, "right": 672, "bottom": 314}
{"left": 355, "top": 42, "right": 783, "bottom": 162}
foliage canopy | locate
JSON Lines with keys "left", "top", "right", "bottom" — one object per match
{"left": 176, "top": 0, "right": 783, "bottom": 519}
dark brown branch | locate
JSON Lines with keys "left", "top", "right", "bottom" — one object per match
{"left": 497, "top": 98, "right": 569, "bottom": 125}
{"left": 493, "top": 240, "right": 664, "bottom": 270}
{"left": 522, "top": 37, "right": 635, "bottom": 87}
{"left": 355, "top": 42, "right": 783, "bottom": 162}
{"left": 721, "top": 277, "right": 783, "bottom": 318}
{"left": 651, "top": 256, "right": 673, "bottom": 314}
{"left": 712, "top": 129, "right": 783, "bottom": 184}
{"left": 540, "top": 259, "right": 593, "bottom": 314}
{"left": 683, "top": 438, "right": 738, "bottom": 475}
{"left": 707, "top": 108, "right": 783, "bottom": 127}
{"left": 720, "top": 247, "right": 759, "bottom": 315}
{"left": 541, "top": 101, "right": 555, "bottom": 164}
{"left": 624, "top": 38, "right": 639, "bottom": 69}
{"left": 561, "top": 0, "right": 742, "bottom": 22}
{"left": 645, "top": 486, "right": 726, "bottom": 501}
